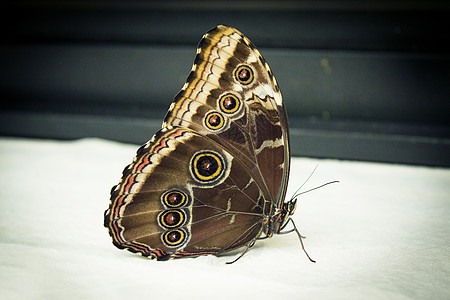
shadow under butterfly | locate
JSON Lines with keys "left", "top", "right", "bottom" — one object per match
{"left": 104, "top": 25, "right": 332, "bottom": 264}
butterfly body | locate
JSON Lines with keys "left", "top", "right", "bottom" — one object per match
{"left": 104, "top": 25, "right": 293, "bottom": 261}
{"left": 263, "top": 199, "right": 298, "bottom": 238}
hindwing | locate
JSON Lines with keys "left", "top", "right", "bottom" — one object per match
{"left": 105, "top": 127, "right": 266, "bottom": 259}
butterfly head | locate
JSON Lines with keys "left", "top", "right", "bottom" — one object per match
{"left": 285, "top": 198, "right": 297, "bottom": 216}
{"left": 278, "top": 198, "right": 297, "bottom": 231}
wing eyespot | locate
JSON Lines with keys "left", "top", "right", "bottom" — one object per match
{"left": 161, "top": 229, "right": 188, "bottom": 248}
{"left": 190, "top": 151, "right": 225, "bottom": 183}
{"left": 234, "top": 65, "right": 254, "bottom": 85}
{"left": 161, "top": 190, "right": 189, "bottom": 208}
{"left": 158, "top": 209, "right": 186, "bottom": 229}
{"left": 219, "top": 93, "right": 241, "bottom": 114}
{"left": 204, "top": 111, "right": 225, "bottom": 131}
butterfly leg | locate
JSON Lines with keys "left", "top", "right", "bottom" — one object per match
{"left": 225, "top": 238, "right": 257, "bottom": 264}
{"left": 281, "top": 218, "right": 316, "bottom": 263}
{"left": 279, "top": 218, "right": 305, "bottom": 238}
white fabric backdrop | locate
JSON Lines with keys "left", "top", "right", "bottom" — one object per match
{"left": 1, "top": 137, "right": 449, "bottom": 299}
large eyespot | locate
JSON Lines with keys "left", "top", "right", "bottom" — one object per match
{"left": 235, "top": 65, "right": 254, "bottom": 85}
{"left": 161, "top": 228, "right": 188, "bottom": 248}
{"left": 204, "top": 111, "right": 225, "bottom": 131}
{"left": 161, "top": 190, "right": 188, "bottom": 208}
{"left": 219, "top": 93, "right": 241, "bottom": 114}
{"left": 190, "top": 150, "right": 225, "bottom": 183}
{"left": 158, "top": 209, "right": 186, "bottom": 229}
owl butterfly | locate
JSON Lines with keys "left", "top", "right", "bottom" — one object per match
{"left": 104, "top": 25, "right": 314, "bottom": 263}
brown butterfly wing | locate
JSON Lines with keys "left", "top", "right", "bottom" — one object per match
{"left": 104, "top": 25, "right": 289, "bottom": 260}
{"left": 104, "top": 127, "right": 265, "bottom": 259}
{"left": 164, "top": 25, "right": 290, "bottom": 209}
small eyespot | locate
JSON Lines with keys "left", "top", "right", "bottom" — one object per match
{"left": 219, "top": 93, "right": 240, "bottom": 114}
{"left": 235, "top": 65, "right": 254, "bottom": 85}
{"left": 161, "top": 190, "right": 188, "bottom": 208}
{"left": 162, "top": 229, "right": 187, "bottom": 247}
{"left": 204, "top": 111, "right": 225, "bottom": 131}
{"left": 158, "top": 209, "right": 186, "bottom": 229}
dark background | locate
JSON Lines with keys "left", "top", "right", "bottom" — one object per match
{"left": 1, "top": 0, "right": 449, "bottom": 166}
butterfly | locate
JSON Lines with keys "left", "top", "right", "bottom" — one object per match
{"left": 104, "top": 25, "right": 314, "bottom": 263}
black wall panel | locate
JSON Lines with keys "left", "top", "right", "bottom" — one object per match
{"left": 1, "top": 1, "right": 449, "bottom": 166}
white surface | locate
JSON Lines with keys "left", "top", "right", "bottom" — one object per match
{"left": 0, "top": 137, "right": 449, "bottom": 299}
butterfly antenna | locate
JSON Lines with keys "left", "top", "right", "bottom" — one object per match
{"left": 290, "top": 164, "right": 319, "bottom": 200}
{"left": 291, "top": 165, "right": 339, "bottom": 200}
{"left": 226, "top": 239, "right": 256, "bottom": 264}
{"left": 293, "top": 180, "right": 340, "bottom": 199}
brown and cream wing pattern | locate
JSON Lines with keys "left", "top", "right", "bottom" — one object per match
{"left": 164, "top": 25, "right": 290, "bottom": 209}
{"left": 104, "top": 25, "right": 290, "bottom": 260}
